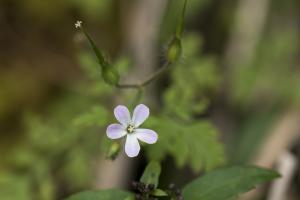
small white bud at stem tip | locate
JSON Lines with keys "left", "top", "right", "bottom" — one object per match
{"left": 75, "top": 21, "right": 82, "bottom": 29}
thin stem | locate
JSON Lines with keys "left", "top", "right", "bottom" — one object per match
{"left": 115, "top": 83, "right": 140, "bottom": 89}
{"left": 76, "top": 23, "right": 171, "bottom": 90}
{"left": 141, "top": 62, "right": 170, "bottom": 87}
{"left": 130, "top": 87, "right": 144, "bottom": 108}
{"left": 176, "top": 0, "right": 188, "bottom": 38}
{"left": 116, "top": 62, "right": 170, "bottom": 89}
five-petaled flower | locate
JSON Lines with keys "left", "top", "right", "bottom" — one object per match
{"left": 106, "top": 104, "right": 158, "bottom": 157}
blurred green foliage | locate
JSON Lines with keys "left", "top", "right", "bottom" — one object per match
{"left": 230, "top": 30, "right": 300, "bottom": 109}
{"left": 0, "top": 48, "right": 121, "bottom": 199}
{"left": 228, "top": 5, "right": 300, "bottom": 164}
{"left": 164, "top": 35, "right": 219, "bottom": 121}
{"left": 0, "top": 173, "right": 31, "bottom": 200}
{"left": 0, "top": 30, "right": 225, "bottom": 200}
{"left": 65, "top": 189, "right": 133, "bottom": 200}
{"left": 69, "top": 0, "right": 113, "bottom": 20}
{"left": 161, "top": 0, "right": 212, "bottom": 39}
{"left": 145, "top": 35, "right": 224, "bottom": 172}
{"left": 1, "top": 0, "right": 300, "bottom": 199}
{"left": 18, "top": 0, "right": 113, "bottom": 22}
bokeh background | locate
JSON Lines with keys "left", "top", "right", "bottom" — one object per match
{"left": 1, "top": 0, "right": 300, "bottom": 199}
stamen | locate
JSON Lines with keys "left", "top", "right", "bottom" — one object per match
{"left": 126, "top": 125, "right": 135, "bottom": 133}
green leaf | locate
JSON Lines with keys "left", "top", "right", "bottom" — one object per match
{"left": 140, "top": 161, "right": 161, "bottom": 188}
{"left": 151, "top": 189, "right": 168, "bottom": 197}
{"left": 0, "top": 172, "right": 31, "bottom": 200}
{"left": 124, "top": 196, "right": 135, "bottom": 200}
{"left": 65, "top": 189, "right": 133, "bottom": 200}
{"left": 146, "top": 117, "right": 225, "bottom": 172}
{"left": 229, "top": 108, "right": 279, "bottom": 164}
{"left": 73, "top": 105, "right": 109, "bottom": 127}
{"left": 145, "top": 34, "right": 224, "bottom": 172}
{"left": 183, "top": 166, "right": 280, "bottom": 200}
{"left": 164, "top": 34, "right": 220, "bottom": 121}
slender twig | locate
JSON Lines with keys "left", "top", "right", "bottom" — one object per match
{"left": 116, "top": 62, "right": 171, "bottom": 89}
{"left": 130, "top": 87, "right": 144, "bottom": 109}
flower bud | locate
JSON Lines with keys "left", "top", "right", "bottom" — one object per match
{"left": 79, "top": 26, "right": 120, "bottom": 86}
{"left": 102, "top": 65, "right": 120, "bottom": 86}
{"left": 106, "top": 142, "right": 121, "bottom": 160}
{"left": 167, "top": 36, "right": 182, "bottom": 63}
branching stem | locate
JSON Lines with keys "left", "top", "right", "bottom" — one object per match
{"left": 116, "top": 62, "right": 171, "bottom": 89}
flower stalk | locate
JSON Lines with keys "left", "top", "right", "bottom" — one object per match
{"left": 116, "top": 61, "right": 171, "bottom": 89}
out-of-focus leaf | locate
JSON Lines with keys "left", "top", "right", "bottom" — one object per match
{"left": 161, "top": 0, "right": 212, "bottom": 40}
{"left": 65, "top": 189, "right": 133, "bottom": 200}
{"left": 140, "top": 161, "right": 161, "bottom": 188}
{"left": 0, "top": 172, "right": 31, "bottom": 200}
{"left": 152, "top": 189, "right": 168, "bottom": 197}
{"left": 183, "top": 166, "right": 280, "bottom": 200}
{"left": 164, "top": 34, "right": 220, "bottom": 121}
{"left": 69, "top": 0, "right": 113, "bottom": 20}
{"left": 19, "top": 89, "right": 109, "bottom": 198}
{"left": 230, "top": 28, "right": 300, "bottom": 108}
{"left": 229, "top": 108, "right": 280, "bottom": 164}
{"left": 4, "top": 146, "right": 36, "bottom": 169}
{"left": 73, "top": 105, "right": 109, "bottom": 127}
{"left": 124, "top": 196, "right": 135, "bottom": 200}
{"left": 60, "top": 149, "right": 92, "bottom": 188}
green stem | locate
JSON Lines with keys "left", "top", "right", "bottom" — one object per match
{"left": 176, "top": 0, "right": 188, "bottom": 38}
{"left": 130, "top": 87, "right": 144, "bottom": 108}
{"left": 77, "top": 23, "right": 171, "bottom": 90}
{"left": 116, "top": 62, "right": 170, "bottom": 89}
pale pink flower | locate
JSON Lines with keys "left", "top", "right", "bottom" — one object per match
{"left": 106, "top": 104, "right": 158, "bottom": 157}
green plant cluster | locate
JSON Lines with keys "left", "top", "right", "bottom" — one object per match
{"left": 0, "top": 0, "right": 286, "bottom": 199}
{"left": 66, "top": 162, "right": 279, "bottom": 200}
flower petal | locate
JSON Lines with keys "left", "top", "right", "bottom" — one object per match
{"left": 132, "top": 104, "right": 149, "bottom": 127}
{"left": 125, "top": 134, "right": 140, "bottom": 157}
{"left": 114, "top": 105, "right": 131, "bottom": 126}
{"left": 106, "top": 124, "right": 126, "bottom": 139}
{"left": 135, "top": 129, "right": 158, "bottom": 144}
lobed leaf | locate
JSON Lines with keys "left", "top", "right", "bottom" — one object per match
{"left": 146, "top": 117, "right": 224, "bottom": 172}
{"left": 164, "top": 34, "right": 220, "bottom": 121}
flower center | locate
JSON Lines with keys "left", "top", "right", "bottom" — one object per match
{"left": 126, "top": 124, "right": 135, "bottom": 134}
